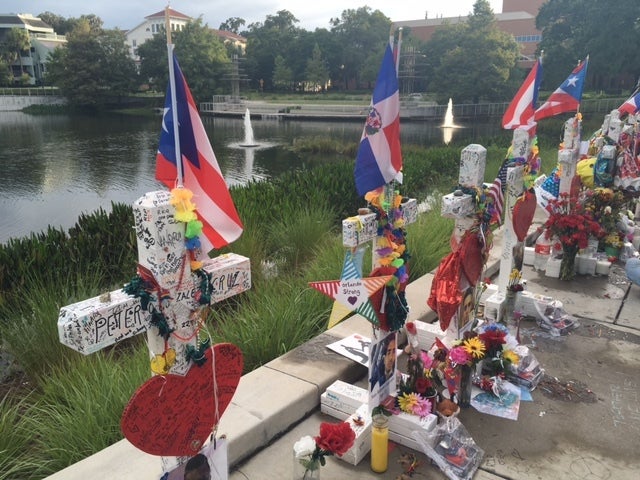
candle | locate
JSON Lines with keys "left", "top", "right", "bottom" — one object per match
{"left": 370, "top": 415, "right": 388, "bottom": 473}
{"left": 596, "top": 260, "right": 611, "bottom": 275}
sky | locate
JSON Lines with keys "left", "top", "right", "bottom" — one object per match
{"left": 3, "top": 0, "right": 504, "bottom": 31}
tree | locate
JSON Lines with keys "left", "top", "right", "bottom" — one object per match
{"left": 305, "top": 44, "right": 329, "bottom": 92}
{"left": 244, "top": 10, "right": 301, "bottom": 91}
{"left": 272, "top": 55, "right": 293, "bottom": 91}
{"left": 219, "top": 17, "right": 246, "bottom": 35}
{"left": 536, "top": 0, "right": 640, "bottom": 93}
{"left": 329, "top": 7, "right": 391, "bottom": 90}
{"left": 1, "top": 28, "right": 30, "bottom": 81}
{"left": 45, "top": 20, "right": 137, "bottom": 107}
{"left": 425, "top": 0, "right": 519, "bottom": 103}
{"left": 138, "top": 18, "right": 229, "bottom": 102}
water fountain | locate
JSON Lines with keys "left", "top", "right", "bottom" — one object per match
{"left": 239, "top": 108, "right": 258, "bottom": 147}
{"left": 443, "top": 98, "right": 456, "bottom": 128}
{"left": 441, "top": 98, "right": 459, "bottom": 144}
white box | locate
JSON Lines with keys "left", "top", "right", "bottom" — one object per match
{"left": 545, "top": 257, "right": 562, "bottom": 278}
{"left": 323, "top": 380, "right": 369, "bottom": 412}
{"left": 523, "top": 246, "right": 535, "bottom": 266}
{"left": 340, "top": 405, "right": 372, "bottom": 465}
{"left": 484, "top": 292, "right": 506, "bottom": 323}
{"left": 388, "top": 412, "right": 437, "bottom": 439}
{"left": 513, "top": 291, "right": 554, "bottom": 320}
{"left": 320, "top": 399, "right": 352, "bottom": 420}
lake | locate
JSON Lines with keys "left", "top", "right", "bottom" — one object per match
{"left": 0, "top": 111, "right": 506, "bottom": 244}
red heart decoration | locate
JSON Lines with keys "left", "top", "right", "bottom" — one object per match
{"left": 512, "top": 190, "right": 537, "bottom": 242}
{"left": 121, "top": 343, "right": 243, "bottom": 456}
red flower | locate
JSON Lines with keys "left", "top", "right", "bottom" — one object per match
{"left": 405, "top": 321, "right": 417, "bottom": 336}
{"left": 478, "top": 329, "right": 506, "bottom": 354}
{"left": 315, "top": 422, "right": 356, "bottom": 456}
{"left": 414, "top": 377, "right": 432, "bottom": 395}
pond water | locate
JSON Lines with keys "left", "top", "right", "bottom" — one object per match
{"left": 0, "top": 111, "right": 506, "bottom": 244}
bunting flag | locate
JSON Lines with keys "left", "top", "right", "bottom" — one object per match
{"left": 354, "top": 41, "right": 402, "bottom": 196}
{"left": 534, "top": 57, "right": 589, "bottom": 121}
{"left": 618, "top": 90, "right": 640, "bottom": 116}
{"left": 502, "top": 57, "right": 542, "bottom": 130}
{"left": 156, "top": 53, "right": 243, "bottom": 253}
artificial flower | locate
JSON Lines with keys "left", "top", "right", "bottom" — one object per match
{"left": 448, "top": 346, "right": 471, "bottom": 365}
{"left": 295, "top": 422, "right": 356, "bottom": 477}
{"left": 462, "top": 336, "right": 486, "bottom": 360}
{"left": 501, "top": 349, "right": 520, "bottom": 366}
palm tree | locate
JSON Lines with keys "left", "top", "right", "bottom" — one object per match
{"left": 2, "top": 28, "right": 31, "bottom": 82}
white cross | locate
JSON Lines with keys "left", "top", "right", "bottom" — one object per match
{"left": 57, "top": 190, "right": 250, "bottom": 376}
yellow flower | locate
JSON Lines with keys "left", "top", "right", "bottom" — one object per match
{"left": 398, "top": 392, "right": 420, "bottom": 414}
{"left": 463, "top": 337, "right": 486, "bottom": 359}
{"left": 502, "top": 349, "right": 520, "bottom": 366}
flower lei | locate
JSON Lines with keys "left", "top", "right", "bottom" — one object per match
{"left": 365, "top": 186, "right": 410, "bottom": 331}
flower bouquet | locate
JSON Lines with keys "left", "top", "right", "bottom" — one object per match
{"left": 293, "top": 421, "right": 355, "bottom": 479}
{"left": 543, "top": 193, "right": 605, "bottom": 280}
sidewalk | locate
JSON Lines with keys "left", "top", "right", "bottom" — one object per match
{"left": 230, "top": 265, "right": 640, "bottom": 480}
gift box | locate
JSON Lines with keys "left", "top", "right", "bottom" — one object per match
{"left": 513, "top": 290, "right": 554, "bottom": 320}
{"left": 484, "top": 292, "right": 506, "bottom": 323}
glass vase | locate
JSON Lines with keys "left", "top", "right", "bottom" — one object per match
{"left": 560, "top": 244, "right": 578, "bottom": 281}
{"left": 457, "top": 364, "right": 473, "bottom": 408}
{"left": 293, "top": 454, "right": 320, "bottom": 480}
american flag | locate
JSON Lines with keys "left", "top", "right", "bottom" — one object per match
{"left": 155, "top": 52, "right": 243, "bottom": 254}
{"left": 485, "top": 162, "right": 508, "bottom": 224}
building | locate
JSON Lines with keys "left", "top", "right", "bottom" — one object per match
{"left": 0, "top": 13, "right": 66, "bottom": 85}
{"left": 125, "top": 8, "right": 192, "bottom": 65}
{"left": 125, "top": 8, "right": 247, "bottom": 66}
{"left": 393, "top": 0, "right": 545, "bottom": 67}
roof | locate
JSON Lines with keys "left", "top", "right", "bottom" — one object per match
{"left": 145, "top": 8, "right": 192, "bottom": 21}
{"left": 211, "top": 29, "right": 246, "bottom": 43}
{"left": 393, "top": 11, "right": 534, "bottom": 28}
{"left": 19, "top": 14, "right": 52, "bottom": 29}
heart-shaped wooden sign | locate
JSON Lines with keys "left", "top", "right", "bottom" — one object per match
{"left": 121, "top": 343, "right": 243, "bottom": 456}
{"left": 512, "top": 190, "right": 537, "bottom": 242}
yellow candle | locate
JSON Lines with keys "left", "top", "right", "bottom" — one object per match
{"left": 370, "top": 416, "right": 388, "bottom": 473}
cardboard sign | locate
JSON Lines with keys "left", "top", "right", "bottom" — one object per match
{"left": 121, "top": 344, "right": 243, "bottom": 456}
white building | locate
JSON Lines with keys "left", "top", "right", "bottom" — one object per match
{"left": 125, "top": 8, "right": 192, "bottom": 65}
{"left": 0, "top": 13, "right": 66, "bottom": 85}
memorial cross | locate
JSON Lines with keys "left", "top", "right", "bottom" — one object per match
{"left": 497, "top": 130, "right": 527, "bottom": 293}
{"left": 58, "top": 190, "right": 250, "bottom": 376}
{"left": 440, "top": 144, "right": 487, "bottom": 337}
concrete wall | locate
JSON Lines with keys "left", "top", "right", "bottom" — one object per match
{"left": 0, "top": 95, "right": 65, "bottom": 111}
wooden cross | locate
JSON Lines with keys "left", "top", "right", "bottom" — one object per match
{"left": 58, "top": 190, "right": 250, "bottom": 376}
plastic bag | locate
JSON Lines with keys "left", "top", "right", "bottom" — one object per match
{"left": 506, "top": 345, "right": 544, "bottom": 390}
{"left": 412, "top": 416, "right": 484, "bottom": 480}
{"left": 533, "top": 300, "right": 579, "bottom": 336}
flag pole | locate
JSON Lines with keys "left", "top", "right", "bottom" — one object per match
{"left": 165, "top": 5, "right": 184, "bottom": 187}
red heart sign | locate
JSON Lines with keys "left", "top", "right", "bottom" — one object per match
{"left": 512, "top": 190, "right": 537, "bottom": 242}
{"left": 121, "top": 343, "right": 243, "bottom": 456}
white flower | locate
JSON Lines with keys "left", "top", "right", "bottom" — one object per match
{"left": 604, "top": 206, "right": 612, "bottom": 214}
{"left": 293, "top": 435, "right": 316, "bottom": 459}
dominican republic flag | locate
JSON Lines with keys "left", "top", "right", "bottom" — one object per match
{"left": 156, "top": 53, "right": 243, "bottom": 252}
{"left": 534, "top": 57, "right": 588, "bottom": 121}
{"left": 618, "top": 91, "right": 640, "bottom": 116}
{"left": 354, "top": 41, "right": 402, "bottom": 196}
{"left": 502, "top": 57, "right": 542, "bottom": 130}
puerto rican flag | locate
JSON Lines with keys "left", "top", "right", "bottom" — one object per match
{"left": 156, "top": 52, "right": 243, "bottom": 253}
{"left": 618, "top": 91, "right": 640, "bottom": 116}
{"left": 534, "top": 57, "right": 588, "bottom": 121}
{"left": 502, "top": 57, "right": 542, "bottom": 130}
{"left": 354, "top": 41, "right": 402, "bottom": 196}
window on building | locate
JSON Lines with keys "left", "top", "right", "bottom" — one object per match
{"left": 132, "top": 39, "right": 137, "bottom": 47}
